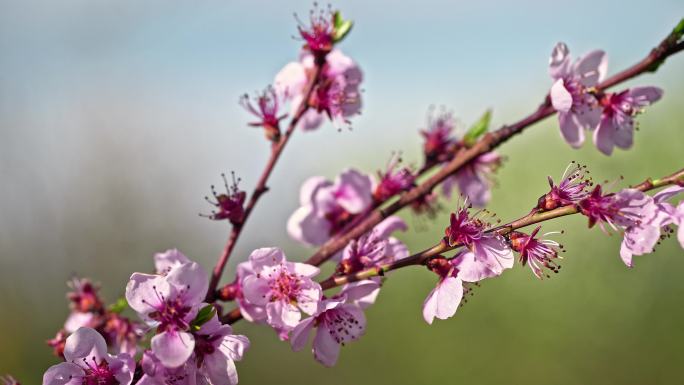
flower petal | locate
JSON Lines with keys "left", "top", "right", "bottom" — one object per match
{"left": 290, "top": 317, "right": 315, "bottom": 352}
{"left": 203, "top": 351, "right": 239, "bottom": 385}
{"left": 150, "top": 331, "right": 195, "bottom": 369}
{"left": 241, "top": 275, "right": 271, "bottom": 306}
{"left": 593, "top": 116, "right": 616, "bottom": 155}
{"left": 558, "top": 112, "right": 585, "bottom": 148}
{"left": 154, "top": 249, "right": 190, "bottom": 275}
{"left": 550, "top": 79, "right": 573, "bottom": 112}
{"left": 335, "top": 169, "right": 373, "bottom": 214}
{"left": 422, "top": 277, "right": 463, "bottom": 324}
{"left": 218, "top": 334, "right": 250, "bottom": 362}
{"left": 43, "top": 362, "right": 83, "bottom": 385}
{"left": 313, "top": 325, "right": 341, "bottom": 367}
{"left": 125, "top": 273, "right": 169, "bottom": 316}
{"left": 247, "top": 247, "right": 285, "bottom": 273}
{"left": 64, "top": 327, "right": 108, "bottom": 363}
{"left": 166, "top": 262, "right": 208, "bottom": 306}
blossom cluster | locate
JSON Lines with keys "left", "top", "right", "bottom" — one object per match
{"left": 548, "top": 43, "right": 663, "bottom": 155}
{"left": 24, "top": 5, "right": 684, "bottom": 385}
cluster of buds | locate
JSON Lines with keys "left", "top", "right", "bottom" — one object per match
{"left": 46, "top": 277, "right": 143, "bottom": 359}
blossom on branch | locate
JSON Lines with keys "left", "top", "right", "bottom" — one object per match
{"left": 42, "top": 327, "right": 135, "bottom": 385}
{"left": 619, "top": 186, "right": 684, "bottom": 266}
{"left": 275, "top": 49, "right": 363, "bottom": 130}
{"left": 126, "top": 260, "right": 209, "bottom": 368}
{"left": 239, "top": 248, "right": 322, "bottom": 338}
{"left": 288, "top": 169, "right": 373, "bottom": 246}
{"left": 548, "top": 42, "right": 606, "bottom": 148}
{"left": 290, "top": 282, "right": 373, "bottom": 366}
{"left": 594, "top": 87, "right": 663, "bottom": 155}
{"left": 509, "top": 226, "right": 563, "bottom": 278}
{"left": 442, "top": 152, "right": 501, "bottom": 207}
{"left": 240, "top": 86, "right": 286, "bottom": 141}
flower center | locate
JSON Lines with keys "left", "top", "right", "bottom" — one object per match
{"left": 147, "top": 287, "right": 192, "bottom": 333}
{"left": 269, "top": 269, "right": 302, "bottom": 303}
{"left": 81, "top": 357, "right": 118, "bottom": 385}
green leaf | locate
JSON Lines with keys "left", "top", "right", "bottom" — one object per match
{"left": 189, "top": 304, "right": 217, "bottom": 332}
{"left": 333, "top": 11, "right": 353, "bottom": 43}
{"left": 109, "top": 298, "right": 128, "bottom": 314}
{"left": 673, "top": 18, "right": 684, "bottom": 40}
{"left": 463, "top": 109, "right": 492, "bottom": 146}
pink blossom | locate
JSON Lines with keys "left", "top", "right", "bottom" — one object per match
{"left": 295, "top": 4, "right": 336, "bottom": 59}
{"left": 421, "top": 108, "right": 457, "bottom": 163}
{"left": 193, "top": 313, "right": 250, "bottom": 385}
{"left": 620, "top": 186, "right": 684, "bottom": 266}
{"left": 239, "top": 86, "right": 286, "bottom": 141}
{"left": 240, "top": 248, "right": 322, "bottom": 335}
{"left": 444, "top": 206, "right": 514, "bottom": 276}
{"left": 42, "top": 327, "right": 135, "bottom": 385}
{"left": 536, "top": 162, "right": 591, "bottom": 211}
{"left": 101, "top": 313, "right": 144, "bottom": 358}
{"left": 290, "top": 282, "right": 375, "bottom": 367}
{"left": 372, "top": 154, "right": 415, "bottom": 202}
{"left": 442, "top": 152, "right": 501, "bottom": 207}
{"left": 203, "top": 173, "right": 246, "bottom": 225}
{"left": 593, "top": 87, "right": 663, "bottom": 155}
{"left": 509, "top": 226, "right": 563, "bottom": 278}
{"left": 288, "top": 169, "right": 373, "bottom": 246}
{"left": 422, "top": 257, "right": 465, "bottom": 324}
{"left": 337, "top": 217, "right": 409, "bottom": 308}
{"left": 274, "top": 49, "right": 362, "bottom": 130}
{"left": 549, "top": 42, "right": 606, "bottom": 148}
{"left": 154, "top": 249, "right": 190, "bottom": 276}
{"left": 125, "top": 261, "right": 209, "bottom": 368}
{"left": 578, "top": 186, "right": 654, "bottom": 232}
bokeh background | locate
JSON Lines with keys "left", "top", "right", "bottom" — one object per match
{"left": 1, "top": 0, "right": 684, "bottom": 384}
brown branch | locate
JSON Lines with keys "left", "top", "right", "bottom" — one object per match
{"left": 316, "top": 167, "right": 684, "bottom": 291}
{"left": 221, "top": 167, "right": 684, "bottom": 323}
{"left": 206, "top": 64, "right": 324, "bottom": 301}
{"left": 304, "top": 25, "right": 684, "bottom": 267}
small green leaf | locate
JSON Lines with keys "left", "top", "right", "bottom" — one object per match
{"left": 673, "top": 18, "right": 684, "bottom": 40}
{"left": 463, "top": 109, "right": 492, "bottom": 146}
{"left": 332, "top": 11, "right": 353, "bottom": 43}
{"left": 109, "top": 298, "right": 128, "bottom": 314}
{"left": 189, "top": 305, "right": 216, "bottom": 331}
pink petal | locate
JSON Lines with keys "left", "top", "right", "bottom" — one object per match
{"left": 241, "top": 275, "right": 271, "bottom": 306}
{"left": 287, "top": 205, "right": 332, "bottom": 246}
{"left": 550, "top": 79, "right": 573, "bottom": 112}
{"left": 619, "top": 241, "right": 634, "bottom": 268}
{"left": 218, "top": 334, "right": 250, "bottom": 362}
{"left": 558, "top": 112, "right": 585, "bottom": 148}
{"left": 299, "top": 176, "right": 333, "bottom": 206}
{"left": 455, "top": 168, "right": 490, "bottom": 208}
{"left": 63, "top": 327, "right": 108, "bottom": 363}
{"left": 150, "top": 331, "right": 195, "bottom": 369}
{"left": 335, "top": 169, "right": 373, "bottom": 214}
{"left": 548, "top": 42, "right": 570, "bottom": 79}
{"left": 374, "top": 216, "right": 408, "bottom": 240}
{"left": 166, "top": 262, "right": 208, "bottom": 306}
{"left": 43, "top": 362, "right": 83, "bottom": 385}
{"left": 593, "top": 116, "right": 616, "bottom": 155}
{"left": 247, "top": 247, "right": 285, "bottom": 273}
{"left": 341, "top": 280, "right": 381, "bottom": 303}
{"left": 298, "top": 109, "right": 325, "bottom": 131}
{"left": 627, "top": 86, "right": 663, "bottom": 107}
{"left": 574, "top": 50, "right": 607, "bottom": 86}
{"left": 653, "top": 186, "right": 684, "bottom": 204}
{"left": 64, "top": 312, "right": 95, "bottom": 333}
{"left": 453, "top": 251, "right": 499, "bottom": 282}
{"left": 422, "top": 276, "right": 463, "bottom": 324}
{"left": 290, "top": 317, "right": 315, "bottom": 352}
{"left": 202, "top": 352, "right": 239, "bottom": 385}
{"left": 290, "top": 262, "right": 320, "bottom": 278}
{"left": 266, "top": 301, "right": 301, "bottom": 330}
{"left": 296, "top": 282, "right": 323, "bottom": 315}
{"left": 472, "top": 235, "right": 515, "bottom": 274}
{"left": 125, "top": 273, "right": 168, "bottom": 316}
{"left": 313, "top": 325, "right": 341, "bottom": 367}
{"left": 387, "top": 237, "right": 409, "bottom": 261}
{"left": 273, "top": 61, "right": 307, "bottom": 100}
{"left": 154, "top": 249, "right": 190, "bottom": 275}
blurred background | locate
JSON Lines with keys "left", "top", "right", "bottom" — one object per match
{"left": 1, "top": 0, "right": 683, "bottom": 384}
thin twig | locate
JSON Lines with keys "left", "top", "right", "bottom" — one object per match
{"left": 206, "top": 64, "right": 324, "bottom": 300}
